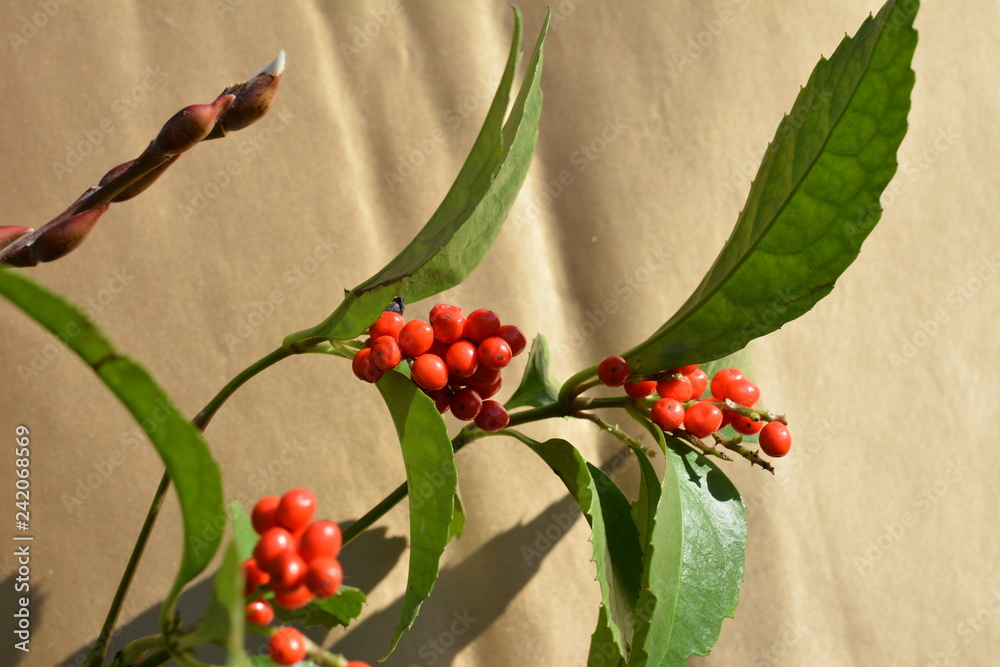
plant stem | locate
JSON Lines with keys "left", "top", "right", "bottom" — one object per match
{"left": 342, "top": 481, "right": 408, "bottom": 547}
{"left": 87, "top": 345, "right": 297, "bottom": 667}
{"left": 556, "top": 363, "right": 599, "bottom": 406}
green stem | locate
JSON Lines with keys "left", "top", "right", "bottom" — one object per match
{"left": 88, "top": 345, "right": 297, "bottom": 667}
{"left": 342, "top": 481, "right": 408, "bottom": 547}
{"left": 107, "top": 633, "right": 168, "bottom": 667}
{"left": 556, "top": 363, "right": 599, "bottom": 406}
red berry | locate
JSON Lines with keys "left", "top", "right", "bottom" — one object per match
{"left": 687, "top": 368, "right": 709, "bottom": 400}
{"left": 299, "top": 519, "right": 343, "bottom": 561}
{"left": 352, "top": 348, "right": 384, "bottom": 383}
{"left": 398, "top": 319, "right": 434, "bottom": 357}
{"left": 723, "top": 378, "right": 760, "bottom": 407}
{"left": 464, "top": 308, "right": 502, "bottom": 343}
{"left": 345, "top": 662, "right": 371, "bottom": 667}
{"left": 370, "top": 335, "right": 402, "bottom": 371}
{"left": 412, "top": 354, "right": 449, "bottom": 391}
{"left": 470, "top": 375, "right": 502, "bottom": 400}
{"left": 657, "top": 375, "right": 693, "bottom": 402}
{"left": 305, "top": 556, "right": 344, "bottom": 598}
{"left": 669, "top": 364, "right": 700, "bottom": 376}
{"left": 251, "top": 495, "right": 280, "bottom": 534}
{"left": 429, "top": 303, "right": 460, "bottom": 320}
{"left": 624, "top": 380, "right": 657, "bottom": 398}
{"left": 497, "top": 325, "right": 527, "bottom": 357}
{"left": 475, "top": 400, "right": 509, "bottom": 432}
{"left": 253, "top": 527, "right": 296, "bottom": 574}
{"left": 269, "top": 626, "right": 307, "bottom": 665}
{"left": 431, "top": 307, "right": 466, "bottom": 344}
{"left": 731, "top": 414, "right": 765, "bottom": 435}
{"left": 368, "top": 311, "right": 404, "bottom": 340}
{"left": 478, "top": 336, "right": 512, "bottom": 370}
{"left": 276, "top": 488, "right": 316, "bottom": 533}
{"left": 598, "top": 356, "right": 630, "bottom": 387}
{"left": 245, "top": 599, "right": 274, "bottom": 625}
{"left": 710, "top": 368, "right": 745, "bottom": 399}
{"left": 243, "top": 557, "right": 271, "bottom": 594}
{"left": 759, "top": 422, "right": 792, "bottom": 457}
{"left": 272, "top": 584, "right": 314, "bottom": 610}
{"left": 450, "top": 387, "right": 483, "bottom": 420}
{"left": 684, "top": 401, "right": 724, "bottom": 439}
{"left": 445, "top": 340, "right": 479, "bottom": 377}
{"left": 271, "top": 552, "right": 308, "bottom": 592}
{"left": 650, "top": 398, "right": 685, "bottom": 431}
{"left": 470, "top": 364, "right": 501, "bottom": 386}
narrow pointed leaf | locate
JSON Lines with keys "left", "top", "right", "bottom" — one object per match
{"left": 273, "top": 586, "right": 367, "bottom": 630}
{"left": 285, "top": 9, "right": 549, "bottom": 348}
{"left": 624, "top": 0, "right": 918, "bottom": 375}
{"left": 587, "top": 605, "right": 626, "bottom": 667}
{"left": 0, "top": 267, "right": 224, "bottom": 629}
{"left": 505, "top": 334, "right": 560, "bottom": 410}
{"left": 375, "top": 371, "right": 458, "bottom": 658}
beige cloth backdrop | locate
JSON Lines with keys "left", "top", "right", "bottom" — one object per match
{"left": 1, "top": 1, "right": 997, "bottom": 666}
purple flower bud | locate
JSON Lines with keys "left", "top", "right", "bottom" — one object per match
{"left": 208, "top": 51, "right": 285, "bottom": 138}
{"left": 32, "top": 204, "right": 109, "bottom": 263}
{"left": 153, "top": 94, "right": 235, "bottom": 156}
{"left": 0, "top": 226, "right": 34, "bottom": 249}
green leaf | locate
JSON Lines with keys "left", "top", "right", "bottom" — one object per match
{"left": 505, "top": 334, "right": 560, "bottom": 410}
{"left": 630, "top": 445, "right": 661, "bottom": 552}
{"left": 628, "top": 437, "right": 747, "bottom": 666}
{"left": 284, "top": 8, "right": 550, "bottom": 348}
{"left": 375, "top": 371, "right": 459, "bottom": 658}
{"left": 0, "top": 267, "right": 224, "bottom": 629}
{"left": 273, "top": 586, "right": 367, "bottom": 630}
{"left": 179, "top": 542, "right": 251, "bottom": 666}
{"left": 508, "top": 432, "right": 643, "bottom": 658}
{"left": 230, "top": 500, "right": 257, "bottom": 561}
{"left": 449, "top": 488, "right": 467, "bottom": 542}
{"left": 624, "top": 0, "right": 918, "bottom": 375}
{"left": 587, "top": 605, "right": 626, "bottom": 667}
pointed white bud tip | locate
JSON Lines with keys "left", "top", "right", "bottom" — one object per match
{"left": 255, "top": 50, "right": 286, "bottom": 78}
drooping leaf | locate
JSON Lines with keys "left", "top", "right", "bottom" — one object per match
{"left": 285, "top": 8, "right": 550, "bottom": 349}
{"left": 178, "top": 542, "right": 251, "bottom": 667}
{"left": 375, "top": 371, "right": 458, "bottom": 658}
{"left": 508, "top": 432, "right": 643, "bottom": 658}
{"left": 628, "top": 436, "right": 747, "bottom": 666}
{"left": 273, "top": 586, "right": 367, "bottom": 630}
{"left": 505, "top": 334, "right": 561, "bottom": 410}
{"left": 0, "top": 266, "right": 224, "bottom": 630}
{"left": 624, "top": 0, "right": 919, "bottom": 375}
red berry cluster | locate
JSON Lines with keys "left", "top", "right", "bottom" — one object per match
{"left": 599, "top": 357, "right": 792, "bottom": 458}
{"left": 352, "top": 304, "right": 527, "bottom": 433}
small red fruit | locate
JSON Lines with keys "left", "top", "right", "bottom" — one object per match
{"left": 624, "top": 380, "right": 657, "bottom": 398}
{"left": 464, "top": 308, "right": 502, "bottom": 343}
{"left": 470, "top": 375, "right": 502, "bottom": 400}
{"left": 475, "top": 400, "right": 509, "bottom": 432}
{"left": 253, "top": 527, "right": 296, "bottom": 574}
{"left": 669, "top": 364, "right": 699, "bottom": 376}
{"left": 368, "top": 311, "right": 404, "bottom": 340}
{"left": 431, "top": 307, "right": 466, "bottom": 344}
{"left": 470, "top": 364, "right": 501, "bottom": 385}
{"left": 478, "top": 336, "right": 512, "bottom": 370}
{"left": 656, "top": 375, "right": 693, "bottom": 402}
{"left": 398, "top": 319, "right": 434, "bottom": 357}
{"left": 299, "top": 519, "right": 343, "bottom": 561}
{"left": 351, "top": 348, "right": 384, "bottom": 383}
{"left": 245, "top": 599, "right": 274, "bottom": 625}
{"left": 276, "top": 488, "right": 316, "bottom": 533}
{"left": 305, "top": 556, "right": 344, "bottom": 598}
{"left": 683, "top": 401, "right": 724, "bottom": 438}
{"left": 251, "top": 495, "right": 280, "bottom": 534}
{"left": 446, "top": 340, "right": 479, "bottom": 377}
{"left": 710, "top": 368, "right": 745, "bottom": 399}
{"left": 759, "top": 421, "right": 792, "bottom": 457}
{"left": 731, "top": 414, "right": 765, "bottom": 435}
{"left": 598, "top": 356, "right": 630, "bottom": 387}
{"left": 269, "top": 626, "right": 307, "bottom": 665}
{"left": 650, "top": 398, "right": 685, "bottom": 431}
{"left": 272, "top": 584, "right": 314, "bottom": 610}
{"left": 370, "top": 335, "right": 402, "bottom": 371}
{"left": 271, "top": 552, "right": 308, "bottom": 592}
{"left": 412, "top": 354, "right": 449, "bottom": 391}
{"left": 723, "top": 378, "right": 760, "bottom": 407}
{"left": 450, "top": 387, "right": 483, "bottom": 420}
{"left": 429, "top": 303, "right": 460, "bottom": 320}
{"left": 497, "top": 324, "right": 527, "bottom": 356}
{"left": 687, "top": 368, "right": 709, "bottom": 400}
{"left": 243, "top": 557, "right": 271, "bottom": 593}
